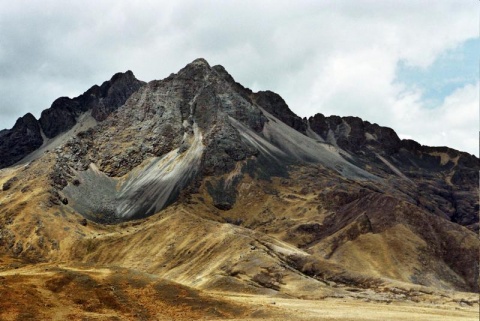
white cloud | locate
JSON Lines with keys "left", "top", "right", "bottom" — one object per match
{"left": 394, "top": 82, "right": 479, "bottom": 155}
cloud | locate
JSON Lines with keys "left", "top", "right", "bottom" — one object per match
{"left": 0, "top": 1, "right": 477, "bottom": 155}
{"left": 395, "top": 39, "right": 479, "bottom": 107}
{"left": 393, "top": 82, "right": 479, "bottom": 155}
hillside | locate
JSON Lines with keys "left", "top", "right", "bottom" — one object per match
{"left": 0, "top": 58, "right": 478, "bottom": 320}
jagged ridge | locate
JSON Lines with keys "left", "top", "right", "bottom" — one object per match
{"left": 0, "top": 71, "right": 144, "bottom": 168}
{"left": 0, "top": 58, "right": 478, "bottom": 295}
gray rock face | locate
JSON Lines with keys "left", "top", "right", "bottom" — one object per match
{"left": 56, "top": 58, "right": 268, "bottom": 221}
{"left": 212, "top": 64, "right": 253, "bottom": 104}
{"left": 308, "top": 114, "right": 401, "bottom": 153}
{"left": 55, "top": 59, "right": 378, "bottom": 223}
{"left": 201, "top": 116, "right": 258, "bottom": 176}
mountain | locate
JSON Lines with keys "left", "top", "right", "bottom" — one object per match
{"left": 0, "top": 58, "right": 478, "bottom": 320}
{"left": 0, "top": 71, "right": 144, "bottom": 168}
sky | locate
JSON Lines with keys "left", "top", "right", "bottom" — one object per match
{"left": 0, "top": 1, "right": 478, "bottom": 156}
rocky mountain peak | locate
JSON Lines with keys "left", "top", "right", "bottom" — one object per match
{"left": 38, "top": 69, "right": 145, "bottom": 138}
{"left": 1, "top": 59, "right": 479, "bottom": 229}
{"left": 0, "top": 70, "right": 145, "bottom": 168}
{"left": 0, "top": 59, "right": 479, "bottom": 301}
{"left": 176, "top": 58, "right": 212, "bottom": 79}
{"left": 110, "top": 70, "right": 136, "bottom": 83}
{"left": 0, "top": 113, "right": 43, "bottom": 168}
{"left": 253, "top": 90, "right": 308, "bottom": 133}
{"left": 13, "top": 112, "right": 37, "bottom": 126}
{"left": 91, "top": 70, "right": 145, "bottom": 121}
{"left": 190, "top": 57, "right": 210, "bottom": 66}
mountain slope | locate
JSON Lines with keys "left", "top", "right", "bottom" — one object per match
{"left": 0, "top": 58, "right": 478, "bottom": 319}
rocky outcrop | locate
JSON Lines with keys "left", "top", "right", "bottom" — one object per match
{"left": 253, "top": 90, "right": 307, "bottom": 133}
{"left": 201, "top": 116, "right": 257, "bottom": 176}
{"left": 0, "top": 71, "right": 144, "bottom": 169}
{"left": 0, "top": 113, "right": 43, "bottom": 168}
{"left": 39, "top": 97, "right": 89, "bottom": 138}
{"left": 308, "top": 113, "right": 401, "bottom": 153}
{"left": 39, "top": 70, "right": 144, "bottom": 138}
{"left": 91, "top": 70, "right": 146, "bottom": 121}
{"left": 212, "top": 64, "right": 253, "bottom": 103}
{"left": 52, "top": 59, "right": 268, "bottom": 220}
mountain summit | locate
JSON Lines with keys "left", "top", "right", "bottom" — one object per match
{"left": 0, "top": 59, "right": 478, "bottom": 319}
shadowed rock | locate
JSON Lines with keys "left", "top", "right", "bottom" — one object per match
{"left": 39, "top": 70, "right": 145, "bottom": 138}
{"left": 0, "top": 113, "right": 43, "bottom": 168}
{"left": 0, "top": 71, "right": 144, "bottom": 169}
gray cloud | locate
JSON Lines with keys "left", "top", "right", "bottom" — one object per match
{"left": 0, "top": 1, "right": 477, "bottom": 155}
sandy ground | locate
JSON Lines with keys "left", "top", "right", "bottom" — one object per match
{"left": 217, "top": 294, "right": 479, "bottom": 321}
{"left": 0, "top": 260, "right": 477, "bottom": 321}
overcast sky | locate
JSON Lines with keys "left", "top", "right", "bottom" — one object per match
{"left": 0, "top": 1, "right": 478, "bottom": 155}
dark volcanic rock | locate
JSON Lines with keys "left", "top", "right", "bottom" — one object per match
{"left": 0, "top": 113, "right": 43, "bottom": 168}
{"left": 2, "top": 176, "right": 18, "bottom": 191}
{"left": 0, "top": 71, "right": 145, "bottom": 169}
{"left": 39, "top": 70, "right": 144, "bottom": 138}
{"left": 253, "top": 90, "right": 307, "bottom": 133}
{"left": 308, "top": 113, "right": 401, "bottom": 153}
{"left": 91, "top": 70, "right": 145, "bottom": 121}
{"left": 39, "top": 97, "right": 86, "bottom": 138}
{"left": 206, "top": 176, "right": 242, "bottom": 210}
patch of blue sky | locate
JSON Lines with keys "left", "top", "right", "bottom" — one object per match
{"left": 394, "top": 38, "right": 478, "bottom": 108}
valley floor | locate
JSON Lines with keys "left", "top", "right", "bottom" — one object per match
{"left": 0, "top": 258, "right": 477, "bottom": 321}
{"left": 218, "top": 294, "right": 479, "bottom": 321}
